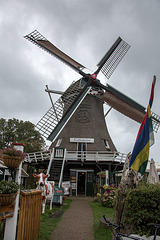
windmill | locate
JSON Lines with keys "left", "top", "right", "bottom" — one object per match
{"left": 24, "top": 30, "right": 160, "bottom": 192}
{"left": 24, "top": 30, "right": 160, "bottom": 140}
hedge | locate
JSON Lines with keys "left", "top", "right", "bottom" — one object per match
{"left": 125, "top": 182, "right": 160, "bottom": 236}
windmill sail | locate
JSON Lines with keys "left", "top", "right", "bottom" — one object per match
{"left": 24, "top": 30, "right": 85, "bottom": 74}
{"left": 24, "top": 30, "right": 130, "bottom": 81}
{"left": 101, "top": 83, "right": 160, "bottom": 132}
{"left": 36, "top": 80, "right": 91, "bottom": 141}
{"left": 96, "top": 37, "right": 130, "bottom": 79}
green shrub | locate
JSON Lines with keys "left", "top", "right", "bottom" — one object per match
{"left": 125, "top": 182, "right": 160, "bottom": 236}
{"left": 0, "top": 180, "right": 19, "bottom": 194}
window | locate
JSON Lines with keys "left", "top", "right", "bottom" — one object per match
{"left": 56, "top": 138, "right": 62, "bottom": 147}
{"left": 77, "top": 142, "right": 87, "bottom": 161}
{"left": 87, "top": 172, "right": 93, "bottom": 183}
{"left": 104, "top": 140, "right": 110, "bottom": 150}
{"left": 77, "top": 142, "right": 86, "bottom": 152}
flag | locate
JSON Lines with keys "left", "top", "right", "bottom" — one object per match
{"left": 129, "top": 76, "right": 156, "bottom": 175}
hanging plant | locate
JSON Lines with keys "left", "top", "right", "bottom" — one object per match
{"left": 2, "top": 147, "right": 26, "bottom": 169}
{"left": 0, "top": 180, "right": 19, "bottom": 206}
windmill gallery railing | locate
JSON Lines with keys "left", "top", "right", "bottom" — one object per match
{"left": 24, "top": 149, "right": 127, "bottom": 164}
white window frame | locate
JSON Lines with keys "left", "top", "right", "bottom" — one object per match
{"left": 104, "top": 140, "right": 110, "bottom": 149}
{"left": 56, "top": 138, "right": 62, "bottom": 147}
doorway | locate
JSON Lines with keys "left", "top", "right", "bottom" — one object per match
{"left": 77, "top": 172, "right": 86, "bottom": 195}
{"left": 70, "top": 169, "right": 94, "bottom": 196}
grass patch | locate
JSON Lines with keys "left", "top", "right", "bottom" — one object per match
{"left": 37, "top": 198, "right": 72, "bottom": 240}
{"left": 89, "top": 200, "right": 114, "bottom": 240}
{"left": 0, "top": 221, "right": 5, "bottom": 239}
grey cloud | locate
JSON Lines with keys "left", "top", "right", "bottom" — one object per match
{"left": 0, "top": 0, "right": 160, "bottom": 161}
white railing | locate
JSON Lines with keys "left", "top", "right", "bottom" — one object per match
{"left": 66, "top": 151, "right": 127, "bottom": 163}
{"left": 24, "top": 149, "right": 127, "bottom": 164}
{"left": 24, "top": 149, "right": 52, "bottom": 163}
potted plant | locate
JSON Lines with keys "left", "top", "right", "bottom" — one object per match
{"left": 2, "top": 147, "right": 26, "bottom": 169}
{"left": 0, "top": 180, "right": 19, "bottom": 206}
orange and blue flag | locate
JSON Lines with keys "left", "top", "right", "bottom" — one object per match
{"left": 129, "top": 76, "right": 156, "bottom": 175}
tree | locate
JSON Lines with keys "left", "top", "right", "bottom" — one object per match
{"left": 114, "top": 153, "right": 139, "bottom": 235}
{"left": 0, "top": 118, "right": 45, "bottom": 153}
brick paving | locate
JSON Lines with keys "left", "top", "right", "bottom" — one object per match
{"left": 50, "top": 196, "right": 94, "bottom": 240}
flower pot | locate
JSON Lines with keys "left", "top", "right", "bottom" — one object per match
{"left": 0, "top": 192, "right": 17, "bottom": 206}
{"left": 2, "top": 155, "right": 22, "bottom": 169}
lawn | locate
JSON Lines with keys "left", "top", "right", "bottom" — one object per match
{"left": 37, "top": 198, "right": 72, "bottom": 240}
{"left": 89, "top": 200, "right": 114, "bottom": 240}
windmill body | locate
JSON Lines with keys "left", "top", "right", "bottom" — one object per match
{"left": 46, "top": 80, "right": 120, "bottom": 196}
{"left": 52, "top": 94, "right": 116, "bottom": 152}
{"left": 24, "top": 30, "right": 160, "bottom": 196}
{"left": 50, "top": 79, "right": 116, "bottom": 152}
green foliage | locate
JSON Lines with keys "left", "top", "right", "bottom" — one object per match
{"left": 0, "top": 180, "right": 19, "bottom": 194}
{"left": 0, "top": 118, "right": 45, "bottom": 153}
{"left": 125, "top": 182, "right": 160, "bottom": 236}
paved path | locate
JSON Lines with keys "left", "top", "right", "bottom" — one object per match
{"left": 50, "top": 197, "right": 94, "bottom": 240}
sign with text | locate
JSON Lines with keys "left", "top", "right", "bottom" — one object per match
{"left": 70, "top": 138, "right": 94, "bottom": 143}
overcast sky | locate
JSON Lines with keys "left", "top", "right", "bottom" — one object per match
{"left": 0, "top": 0, "right": 160, "bottom": 161}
